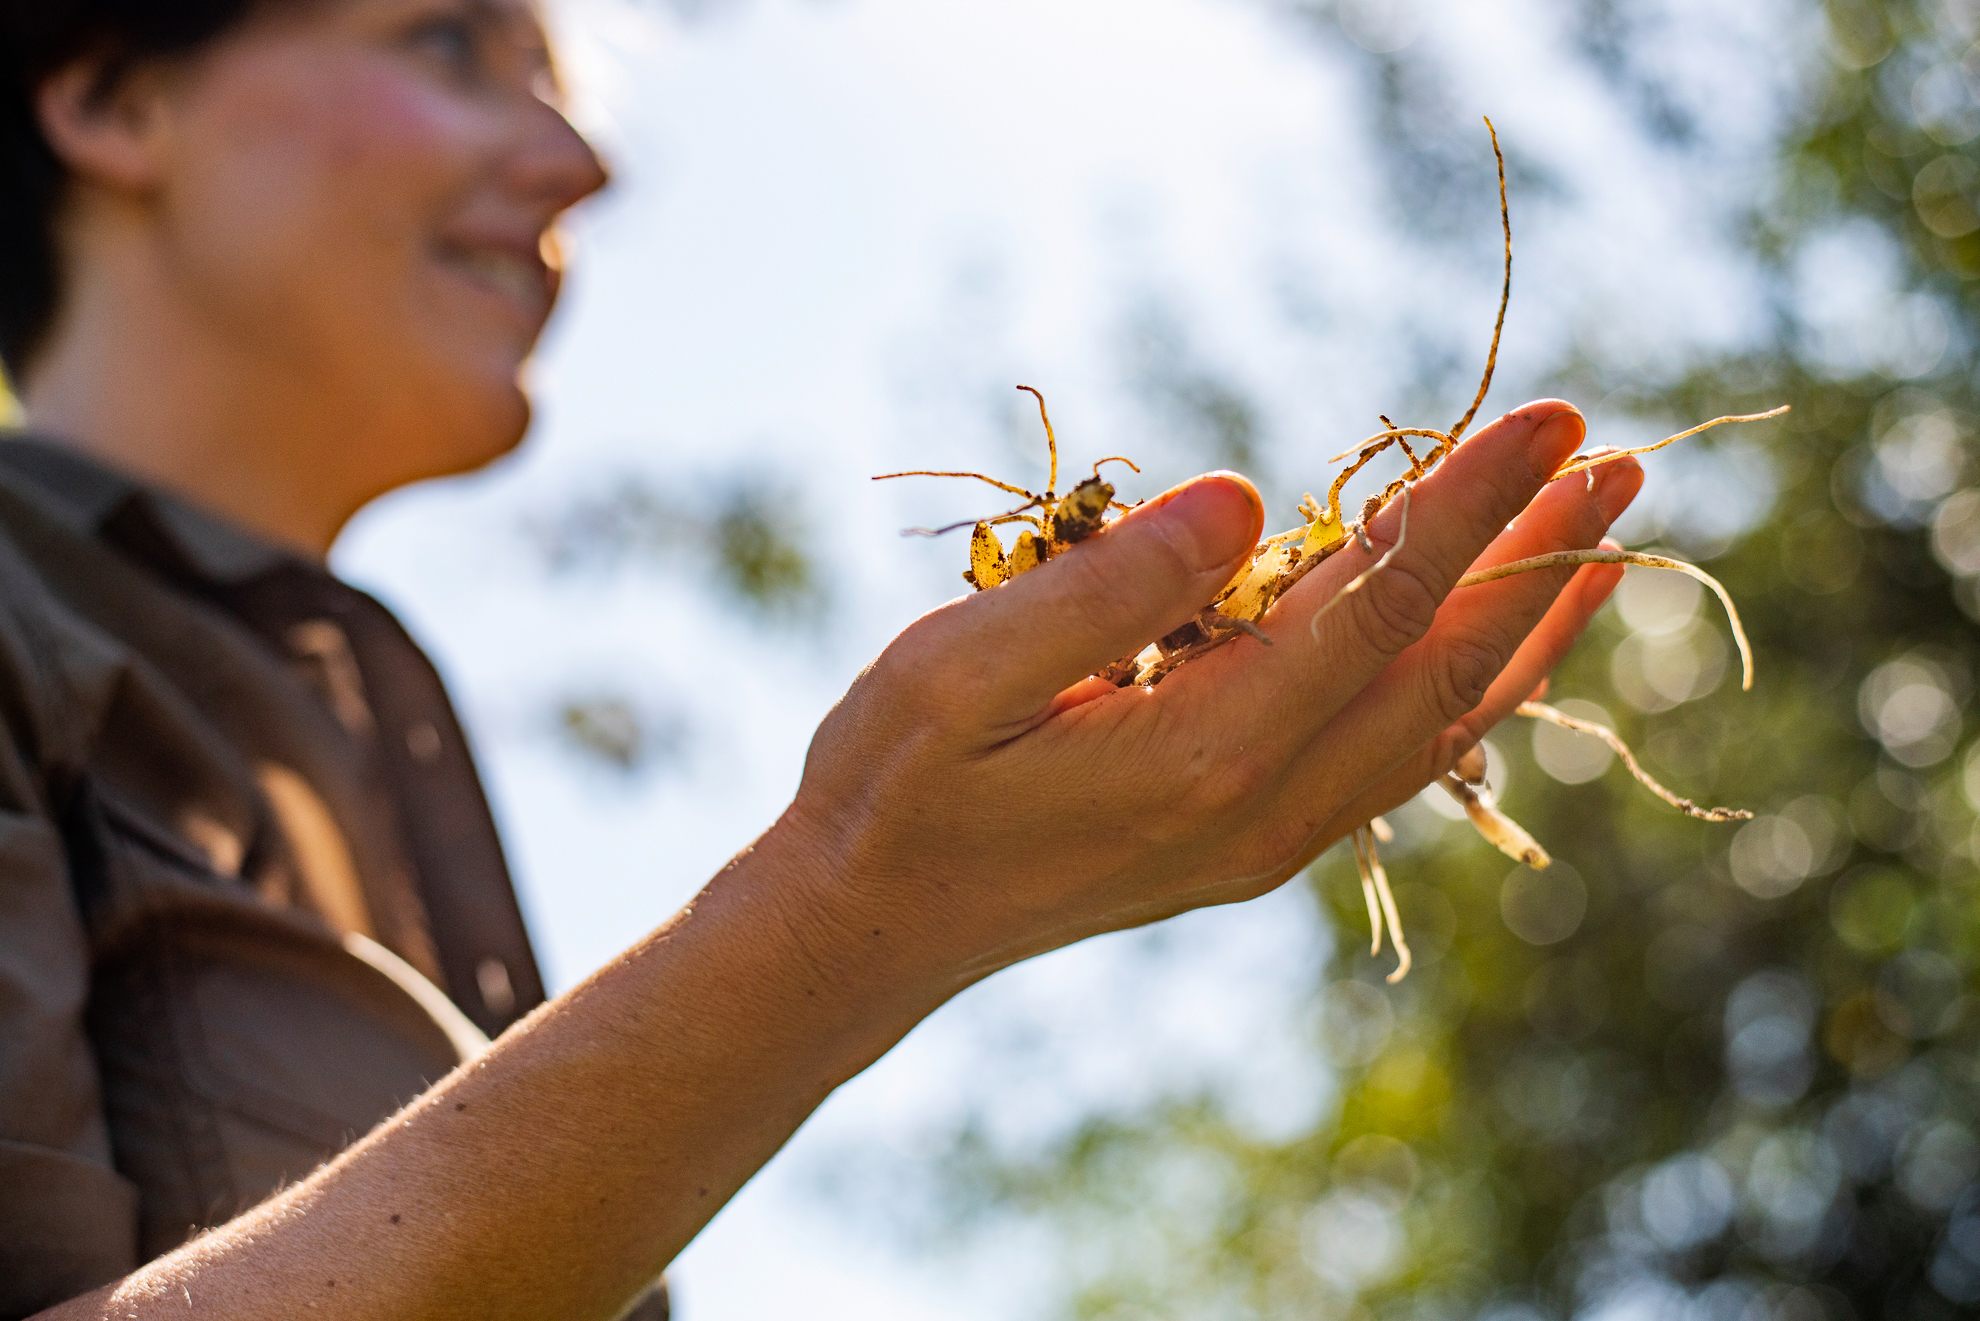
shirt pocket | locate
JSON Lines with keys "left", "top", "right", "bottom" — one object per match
{"left": 80, "top": 786, "right": 477, "bottom": 1254}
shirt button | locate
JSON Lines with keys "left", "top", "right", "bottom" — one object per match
{"left": 476, "top": 957, "right": 517, "bottom": 1018}
{"left": 406, "top": 721, "right": 443, "bottom": 763}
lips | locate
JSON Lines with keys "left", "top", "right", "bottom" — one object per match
{"left": 432, "top": 238, "right": 557, "bottom": 328}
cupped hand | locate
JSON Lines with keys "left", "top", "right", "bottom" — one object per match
{"left": 782, "top": 400, "right": 1643, "bottom": 985}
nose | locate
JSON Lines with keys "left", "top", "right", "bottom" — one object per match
{"left": 510, "top": 95, "right": 613, "bottom": 215}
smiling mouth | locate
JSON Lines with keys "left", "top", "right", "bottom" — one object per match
{"left": 433, "top": 242, "right": 556, "bottom": 326}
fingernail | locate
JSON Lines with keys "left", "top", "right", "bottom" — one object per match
{"left": 1592, "top": 460, "right": 1643, "bottom": 521}
{"left": 1530, "top": 407, "right": 1587, "bottom": 480}
{"left": 1152, "top": 474, "right": 1262, "bottom": 573}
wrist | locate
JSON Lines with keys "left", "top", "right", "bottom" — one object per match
{"left": 708, "top": 804, "right": 971, "bottom": 1072}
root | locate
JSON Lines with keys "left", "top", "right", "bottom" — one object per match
{"left": 892, "top": 386, "right": 1124, "bottom": 560}
{"left": 875, "top": 469, "right": 1036, "bottom": 500}
{"left": 1326, "top": 446, "right": 1385, "bottom": 529}
{"left": 890, "top": 118, "right": 1786, "bottom": 995}
{"left": 1391, "top": 430, "right": 1426, "bottom": 477}
{"left": 1441, "top": 774, "right": 1551, "bottom": 869}
{"left": 906, "top": 495, "right": 1045, "bottom": 538}
{"left": 1326, "top": 426, "right": 1456, "bottom": 465}
{"left": 1017, "top": 385, "right": 1061, "bottom": 496}
{"left": 1351, "top": 826, "right": 1412, "bottom": 983}
{"left": 985, "top": 512, "right": 1049, "bottom": 532}
{"left": 1552, "top": 406, "right": 1791, "bottom": 480}
{"left": 1352, "top": 828, "right": 1382, "bottom": 957}
{"left": 1310, "top": 487, "right": 1413, "bottom": 643}
{"left": 1456, "top": 548, "right": 1754, "bottom": 691}
{"left": 1203, "top": 611, "right": 1273, "bottom": 645}
{"left": 1517, "top": 700, "right": 1752, "bottom": 822}
{"left": 1445, "top": 116, "right": 1511, "bottom": 451}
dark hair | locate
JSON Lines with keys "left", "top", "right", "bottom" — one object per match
{"left": 1, "top": 2, "right": 270, "bottom": 374}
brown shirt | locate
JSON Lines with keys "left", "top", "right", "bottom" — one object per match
{"left": 0, "top": 437, "right": 665, "bottom": 1319}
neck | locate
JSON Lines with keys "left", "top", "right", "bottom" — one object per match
{"left": 19, "top": 255, "right": 370, "bottom": 561}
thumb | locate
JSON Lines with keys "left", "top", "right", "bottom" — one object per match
{"left": 945, "top": 472, "right": 1264, "bottom": 720}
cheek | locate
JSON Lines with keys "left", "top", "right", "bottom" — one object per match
{"left": 170, "top": 52, "right": 490, "bottom": 328}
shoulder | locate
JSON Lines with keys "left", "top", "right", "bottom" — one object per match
{"left": 0, "top": 469, "right": 131, "bottom": 801}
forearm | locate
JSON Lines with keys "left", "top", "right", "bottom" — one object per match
{"left": 35, "top": 819, "right": 956, "bottom": 1321}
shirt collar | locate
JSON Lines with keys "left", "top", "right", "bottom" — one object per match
{"left": 0, "top": 433, "right": 307, "bottom": 586}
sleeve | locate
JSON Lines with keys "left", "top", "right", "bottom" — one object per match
{"left": 0, "top": 580, "right": 139, "bottom": 1317}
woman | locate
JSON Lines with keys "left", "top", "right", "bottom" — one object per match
{"left": 0, "top": 1, "right": 1642, "bottom": 1317}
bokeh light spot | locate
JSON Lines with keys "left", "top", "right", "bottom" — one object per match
{"left": 1500, "top": 862, "right": 1588, "bottom": 947}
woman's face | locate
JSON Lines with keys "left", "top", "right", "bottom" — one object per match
{"left": 148, "top": 0, "right": 608, "bottom": 482}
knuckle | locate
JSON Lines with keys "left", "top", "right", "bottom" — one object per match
{"left": 866, "top": 634, "right": 960, "bottom": 722}
{"left": 1426, "top": 632, "right": 1503, "bottom": 724}
{"left": 1353, "top": 556, "right": 1445, "bottom": 656}
{"left": 1424, "top": 724, "right": 1480, "bottom": 781}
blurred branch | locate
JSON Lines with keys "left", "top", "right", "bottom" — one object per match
{"left": 527, "top": 468, "right": 827, "bottom": 624}
{"left": 524, "top": 464, "right": 826, "bottom": 773}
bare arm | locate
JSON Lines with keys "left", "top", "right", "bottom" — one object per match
{"left": 37, "top": 817, "right": 957, "bottom": 1321}
{"left": 33, "top": 401, "right": 1639, "bottom": 1321}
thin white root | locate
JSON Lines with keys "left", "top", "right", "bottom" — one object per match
{"left": 1454, "top": 743, "right": 1489, "bottom": 785}
{"left": 1352, "top": 829, "right": 1383, "bottom": 958}
{"left": 1351, "top": 826, "right": 1412, "bottom": 983}
{"left": 1442, "top": 774, "right": 1551, "bottom": 869}
{"left": 1204, "top": 611, "right": 1272, "bottom": 645}
{"left": 1370, "top": 847, "right": 1410, "bottom": 985}
{"left": 1456, "top": 548, "right": 1754, "bottom": 692}
{"left": 1325, "top": 427, "right": 1456, "bottom": 465}
{"left": 1552, "top": 406, "right": 1791, "bottom": 479}
{"left": 1516, "top": 701, "right": 1753, "bottom": 822}
{"left": 1369, "top": 815, "right": 1395, "bottom": 845}
{"left": 1310, "top": 487, "right": 1414, "bottom": 643}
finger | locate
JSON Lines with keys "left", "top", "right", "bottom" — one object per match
{"left": 1314, "top": 454, "right": 1641, "bottom": 768}
{"left": 1233, "top": 557, "right": 1621, "bottom": 892}
{"left": 1148, "top": 439, "right": 1623, "bottom": 895}
{"left": 1235, "top": 455, "right": 1639, "bottom": 867}
{"left": 912, "top": 472, "right": 1263, "bottom": 726}
{"left": 1299, "top": 556, "right": 1625, "bottom": 847}
{"left": 1167, "top": 400, "right": 1589, "bottom": 757}
{"left": 1455, "top": 536, "right": 1626, "bottom": 750}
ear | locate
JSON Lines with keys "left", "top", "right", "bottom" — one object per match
{"left": 33, "top": 55, "right": 176, "bottom": 197}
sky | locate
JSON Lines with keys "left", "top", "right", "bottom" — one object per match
{"left": 327, "top": 0, "right": 1813, "bottom": 1315}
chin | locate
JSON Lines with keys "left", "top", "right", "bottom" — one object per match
{"left": 386, "top": 366, "right": 535, "bottom": 488}
{"left": 448, "top": 379, "right": 533, "bottom": 474}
